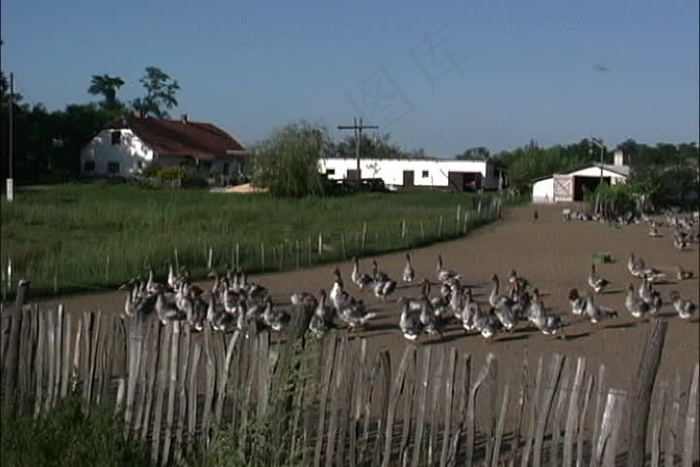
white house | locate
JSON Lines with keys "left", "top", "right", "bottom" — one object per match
{"left": 80, "top": 114, "right": 247, "bottom": 182}
{"left": 531, "top": 149, "right": 630, "bottom": 203}
{"left": 318, "top": 157, "right": 506, "bottom": 191}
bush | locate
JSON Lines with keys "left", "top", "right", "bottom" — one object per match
{"left": 1, "top": 397, "right": 151, "bottom": 467}
{"left": 251, "top": 121, "right": 329, "bottom": 197}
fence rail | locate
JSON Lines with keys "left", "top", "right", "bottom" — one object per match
{"left": 1, "top": 305, "right": 698, "bottom": 466}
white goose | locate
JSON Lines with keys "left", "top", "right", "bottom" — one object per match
{"left": 436, "top": 254, "right": 460, "bottom": 283}
{"left": 582, "top": 292, "right": 618, "bottom": 324}
{"left": 568, "top": 288, "right": 587, "bottom": 316}
{"left": 398, "top": 296, "right": 423, "bottom": 341}
{"left": 527, "top": 291, "right": 565, "bottom": 336}
{"left": 402, "top": 253, "right": 416, "bottom": 283}
{"left": 588, "top": 264, "right": 610, "bottom": 294}
{"left": 669, "top": 291, "right": 698, "bottom": 319}
{"left": 676, "top": 265, "right": 694, "bottom": 281}
{"left": 625, "top": 283, "right": 651, "bottom": 319}
{"left": 351, "top": 257, "right": 374, "bottom": 290}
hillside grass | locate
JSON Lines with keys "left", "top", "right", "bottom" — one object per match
{"left": 1, "top": 181, "right": 509, "bottom": 298}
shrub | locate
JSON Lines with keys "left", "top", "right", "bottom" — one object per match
{"left": 1, "top": 397, "right": 151, "bottom": 467}
{"left": 251, "top": 121, "right": 329, "bottom": 197}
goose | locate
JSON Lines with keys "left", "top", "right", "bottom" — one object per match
{"left": 668, "top": 291, "right": 698, "bottom": 319}
{"left": 187, "top": 288, "right": 208, "bottom": 331}
{"left": 649, "top": 225, "right": 662, "bottom": 237}
{"left": 625, "top": 283, "right": 650, "bottom": 319}
{"left": 436, "top": 254, "right": 460, "bottom": 283}
{"left": 676, "top": 266, "right": 694, "bottom": 281}
{"left": 582, "top": 292, "right": 618, "bottom": 323}
{"left": 568, "top": 288, "right": 587, "bottom": 316}
{"left": 418, "top": 291, "right": 442, "bottom": 338}
{"left": 240, "top": 271, "right": 269, "bottom": 301}
{"left": 673, "top": 232, "right": 687, "bottom": 250}
{"left": 638, "top": 278, "right": 655, "bottom": 305}
{"left": 145, "top": 266, "right": 167, "bottom": 295}
{"left": 166, "top": 261, "right": 179, "bottom": 289}
{"left": 420, "top": 278, "right": 450, "bottom": 318}
{"left": 507, "top": 270, "right": 529, "bottom": 295}
{"left": 493, "top": 292, "right": 518, "bottom": 331}
{"left": 329, "top": 267, "right": 345, "bottom": 309}
{"left": 155, "top": 291, "right": 185, "bottom": 325}
{"left": 373, "top": 275, "right": 397, "bottom": 301}
{"left": 460, "top": 288, "right": 480, "bottom": 332}
{"left": 628, "top": 253, "right": 645, "bottom": 278}
{"left": 290, "top": 291, "right": 318, "bottom": 308}
{"left": 402, "top": 253, "right": 416, "bottom": 283}
{"left": 489, "top": 274, "right": 511, "bottom": 308}
{"left": 337, "top": 300, "right": 376, "bottom": 332}
{"left": 314, "top": 289, "right": 335, "bottom": 326}
{"left": 351, "top": 257, "right": 374, "bottom": 290}
{"left": 371, "top": 259, "right": 390, "bottom": 283}
{"left": 588, "top": 264, "right": 610, "bottom": 294}
{"left": 473, "top": 307, "right": 502, "bottom": 342}
{"left": 398, "top": 297, "right": 423, "bottom": 341}
{"left": 527, "top": 293, "right": 566, "bottom": 336}
{"left": 262, "top": 297, "right": 290, "bottom": 332}
{"left": 209, "top": 294, "right": 237, "bottom": 332}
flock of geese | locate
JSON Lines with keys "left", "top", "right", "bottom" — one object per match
{"left": 119, "top": 238, "right": 698, "bottom": 345}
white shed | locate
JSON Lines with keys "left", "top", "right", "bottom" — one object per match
{"left": 319, "top": 158, "right": 506, "bottom": 191}
{"left": 531, "top": 163, "right": 630, "bottom": 203}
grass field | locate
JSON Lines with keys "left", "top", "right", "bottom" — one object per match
{"left": 1, "top": 182, "right": 508, "bottom": 298}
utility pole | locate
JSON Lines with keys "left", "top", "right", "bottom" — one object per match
{"left": 337, "top": 117, "right": 378, "bottom": 180}
{"left": 590, "top": 137, "right": 606, "bottom": 215}
{"left": 7, "top": 72, "right": 14, "bottom": 202}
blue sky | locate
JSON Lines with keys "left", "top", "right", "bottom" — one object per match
{"left": 2, "top": 0, "right": 698, "bottom": 156}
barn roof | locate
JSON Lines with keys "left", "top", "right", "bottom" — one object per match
{"left": 122, "top": 115, "right": 246, "bottom": 161}
{"left": 529, "top": 163, "right": 630, "bottom": 184}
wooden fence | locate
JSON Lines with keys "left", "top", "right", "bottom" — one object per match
{"left": 1, "top": 305, "right": 698, "bottom": 466}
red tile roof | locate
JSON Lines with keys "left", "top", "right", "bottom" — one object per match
{"left": 124, "top": 115, "right": 245, "bottom": 161}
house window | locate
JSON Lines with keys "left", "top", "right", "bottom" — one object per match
{"left": 202, "top": 162, "right": 212, "bottom": 171}
{"left": 422, "top": 170, "right": 429, "bottom": 178}
{"left": 83, "top": 161, "right": 95, "bottom": 172}
{"left": 326, "top": 169, "right": 336, "bottom": 175}
{"left": 136, "top": 160, "right": 143, "bottom": 169}
{"left": 111, "top": 131, "right": 122, "bottom": 145}
{"left": 108, "top": 162, "right": 120, "bottom": 174}
{"left": 222, "top": 163, "right": 230, "bottom": 175}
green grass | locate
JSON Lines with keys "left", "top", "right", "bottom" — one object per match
{"left": 1, "top": 181, "right": 506, "bottom": 298}
{"left": 1, "top": 396, "right": 151, "bottom": 467}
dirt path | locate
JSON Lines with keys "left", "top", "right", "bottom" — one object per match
{"left": 29, "top": 203, "right": 700, "bottom": 393}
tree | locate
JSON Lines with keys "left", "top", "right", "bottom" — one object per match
{"left": 330, "top": 132, "right": 406, "bottom": 159}
{"left": 251, "top": 121, "right": 329, "bottom": 197}
{"left": 456, "top": 146, "right": 490, "bottom": 160}
{"left": 131, "top": 66, "right": 180, "bottom": 119}
{"left": 87, "top": 74, "right": 125, "bottom": 113}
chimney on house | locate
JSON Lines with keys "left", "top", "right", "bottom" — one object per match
{"left": 613, "top": 148, "right": 627, "bottom": 166}
{"left": 181, "top": 114, "right": 188, "bottom": 123}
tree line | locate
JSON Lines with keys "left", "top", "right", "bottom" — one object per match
{"left": 0, "top": 43, "right": 180, "bottom": 183}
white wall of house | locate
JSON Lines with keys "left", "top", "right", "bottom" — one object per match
{"left": 532, "top": 178, "right": 555, "bottom": 203}
{"left": 318, "top": 158, "right": 501, "bottom": 189}
{"left": 80, "top": 128, "right": 154, "bottom": 177}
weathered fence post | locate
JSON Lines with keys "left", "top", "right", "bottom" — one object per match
{"left": 438, "top": 215, "right": 443, "bottom": 238}
{"left": 317, "top": 233, "right": 323, "bottom": 256}
{"left": 627, "top": 320, "right": 668, "bottom": 467}
{"left": 235, "top": 242, "right": 240, "bottom": 270}
{"left": 105, "top": 255, "right": 110, "bottom": 283}
{"left": 207, "top": 247, "right": 213, "bottom": 270}
{"left": 682, "top": 364, "right": 699, "bottom": 467}
{"left": 261, "top": 242, "right": 265, "bottom": 270}
{"left": 361, "top": 223, "right": 367, "bottom": 250}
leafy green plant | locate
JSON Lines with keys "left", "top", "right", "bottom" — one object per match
{"left": 1, "top": 396, "right": 151, "bottom": 467}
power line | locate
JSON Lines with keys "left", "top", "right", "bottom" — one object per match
{"left": 337, "top": 117, "right": 378, "bottom": 180}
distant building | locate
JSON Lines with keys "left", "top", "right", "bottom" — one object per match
{"left": 319, "top": 158, "right": 506, "bottom": 191}
{"left": 80, "top": 114, "right": 246, "bottom": 183}
{"left": 531, "top": 148, "right": 630, "bottom": 203}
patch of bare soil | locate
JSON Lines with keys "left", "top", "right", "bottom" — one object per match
{"left": 32, "top": 203, "right": 700, "bottom": 396}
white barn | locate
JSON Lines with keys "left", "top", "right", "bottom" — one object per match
{"left": 531, "top": 149, "right": 630, "bottom": 203}
{"left": 80, "top": 114, "right": 247, "bottom": 182}
{"left": 319, "top": 158, "right": 506, "bottom": 191}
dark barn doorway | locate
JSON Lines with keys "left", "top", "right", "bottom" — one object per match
{"left": 403, "top": 170, "right": 415, "bottom": 187}
{"left": 573, "top": 176, "right": 610, "bottom": 201}
{"left": 448, "top": 172, "right": 482, "bottom": 191}
{"left": 346, "top": 169, "right": 359, "bottom": 180}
